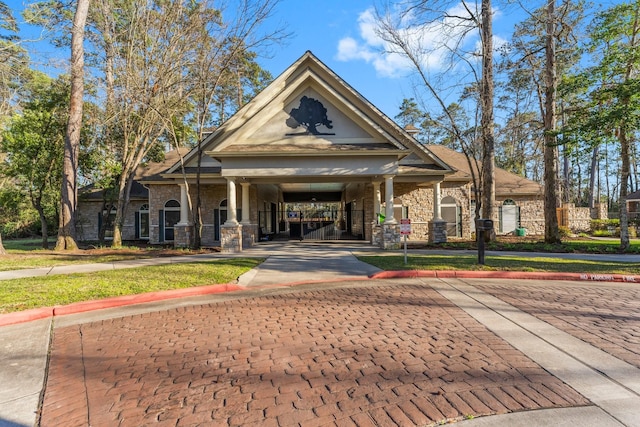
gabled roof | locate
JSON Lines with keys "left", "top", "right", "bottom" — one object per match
{"left": 167, "top": 51, "right": 451, "bottom": 176}
{"left": 136, "top": 148, "right": 192, "bottom": 181}
{"left": 426, "top": 144, "right": 543, "bottom": 196}
{"left": 628, "top": 190, "right": 640, "bottom": 201}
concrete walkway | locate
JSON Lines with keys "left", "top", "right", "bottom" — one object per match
{"left": 1, "top": 242, "right": 639, "bottom": 426}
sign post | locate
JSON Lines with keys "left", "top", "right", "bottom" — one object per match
{"left": 400, "top": 219, "right": 412, "bottom": 264}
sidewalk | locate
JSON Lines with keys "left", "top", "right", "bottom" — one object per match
{"left": 1, "top": 242, "right": 639, "bottom": 426}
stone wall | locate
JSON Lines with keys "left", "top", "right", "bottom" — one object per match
{"left": 380, "top": 223, "right": 400, "bottom": 250}
{"left": 393, "top": 182, "right": 472, "bottom": 241}
{"left": 566, "top": 203, "right": 592, "bottom": 233}
{"left": 592, "top": 203, "right": 608, "bottom": 220}
{"left": 221, "top": 224, "right": 242, "bottom": 253}
{"left": 499, "top": 197, "right": 544, "bottom": 236}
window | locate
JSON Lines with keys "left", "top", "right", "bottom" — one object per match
{"left": 101, "top": 206, "right": 117, "bottom": 239}
{"left": 500, "top": 199, "right": 519, "bottom": 234}
{"left": 138, "top": 204, "right": 149, "bottom": 240}
{"left": 441, "top": 196, "right": 461, "bottom": 237}
{"left": 163, "top": 200, "right": 180, "bottom": 241}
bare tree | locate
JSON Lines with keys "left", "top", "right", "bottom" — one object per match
{"left": 88, "top": 0, "right": 286, "bottom": 248}
{"left": 375, "top": 0, "right": 496, "bottom": 230}
{"left": 56, "top": 0, "right": 90, "bottom": 251}
{"left": 174, "top": 0, "right": 286, "bottom": 249}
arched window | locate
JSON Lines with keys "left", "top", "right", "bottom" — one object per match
{"left": 441, "top": 196, "right": 461, "bottom": 237}
{"left": 500, "top": 199, "right": 519, "bottom": 234}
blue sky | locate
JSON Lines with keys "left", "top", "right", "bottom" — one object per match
{"left": 257, "top": 0, "right": 413, "bottom": 118}
{"left": 5, "top": 0, "right": 622, "bottom": 120}
{"left": 259, "top": 0, "right": 521, "bottom": 119}
{"left": 6, "top": 0, "right": 507, "bottom": 119}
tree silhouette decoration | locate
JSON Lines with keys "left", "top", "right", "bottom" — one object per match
{"left": 286, "top": 96, "right": 335, "bottom": 135}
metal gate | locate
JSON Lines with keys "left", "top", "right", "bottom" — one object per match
{"left": 259, "top": 209, "right": 365, "bottom": 241}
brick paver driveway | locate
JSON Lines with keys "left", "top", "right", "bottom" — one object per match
{"left": 476, "top": 280, "right": 640, "bottom": 369}
{"left": 40, "top": 280, "right": 588, "bottom": 426}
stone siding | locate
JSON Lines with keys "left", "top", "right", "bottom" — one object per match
{"left": 221, "top": 224, "right": 242, "bottom": 252}
{"left": 428, "top": 220, "right": 447, "bottom": 243}
{"left": 394, "top": 182, "right": 472, "bottom": 241}
{"left": 593, "top": 203, "right": 608, "bottom": 220}
{"left": 566, "top": 203, "right": 592, "bottom": 233}
{"left": 499, "top": 197, "right": 544, "bottom": 236}
{"left": 380, "top": 223, "right": 400, "bottom": 250}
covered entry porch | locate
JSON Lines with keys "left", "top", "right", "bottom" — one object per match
{"left": 217, "top": 175, "right": 405, "bottom": 252}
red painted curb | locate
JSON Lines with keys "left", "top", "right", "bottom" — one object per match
{"left": 370, "top": 270, "right": 640, "bottom": 284}
{"left": 0, "top": 307, "right": 54, "bottom": 327}
{"left": 4, "top": 270, "right": 640, "bottom": 327}
{"left": 53, "top": 283, "right": 243, "bottom": 316}
{"left": 0, "top": 283, "right": 243, "bottom": 326}
{"left": 369, "top": 271, "right": 436, "bottom": 279}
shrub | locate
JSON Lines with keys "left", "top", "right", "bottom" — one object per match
{"left": 590, "top": 219, "right": 620, "bottom": 236}
{"left": 558, "top": 226, "right": 572, "bottom": 238}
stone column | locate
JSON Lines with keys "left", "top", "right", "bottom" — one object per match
{"left": 178, "top": 184, "right": 190, "bottom": 225}
{"left": 225, "top": 178, "right": 238, "bottom": 225}
{"left": 174, "top": 184, "right": 193, "bottom": 247}
{"left": 433, "top": 181, "right": 442, "bottom": 220}
{"left": 429, "top": 180, "right": 447, "bottom": 243}
{"left": 372, "top": 181, "right": 382, "bottom": 223}
{"left": 221, "top": 177, "right": 242, "bottom": 252}
{"left": 379, "top": 175, "right": 400, "bottom": 249}
{"left": 241, "top": 182, "right": 251, "bottom": 225}
{"left": 384, "top": 175, "right": 396, "bottom": 224}
{"left": 240, "top": 182, "right": 257, "bottom": 248}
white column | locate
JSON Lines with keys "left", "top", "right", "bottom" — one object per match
{"left": 178, "top": 184, "right": 190, "bottom": 225}
{"left": 433, "top": 181, "right": 442, "bottom": 220}
{"left": 241, "top": 182, "right": 251, "bottom": 225}
{"left": 384, "top": 175, "right": 397, "bottom": 224}
{"left": 372, "top": 181, "right": 382, "bottom": 223}
{"left": 225, "top": 178, "right": 238, "bottom": 225}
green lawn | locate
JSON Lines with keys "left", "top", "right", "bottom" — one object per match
{"left": 412, "top": 237, "right": 640, "bottom": 254}
{"left": 0, "top": 259, "right": 262, "bottom": 314}
{"left": 0, "top": 239, "right": 197, "bottom": 271}
{"left": 358, "top": 254, "right": 640, "bottom": 275}
{"left": 2, "top": 237, "right": 639, "bottom": 315}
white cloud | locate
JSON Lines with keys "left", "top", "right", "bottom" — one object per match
{"left": 336, "top": 4, "right": 496, "bottom": 78}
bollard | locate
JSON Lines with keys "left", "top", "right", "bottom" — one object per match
{"left": 476, "top": 219, "right": 493, "bottom": 265}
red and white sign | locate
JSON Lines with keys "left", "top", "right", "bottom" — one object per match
{"left": 400, "top": 218, "right": 412, "bottom": 235}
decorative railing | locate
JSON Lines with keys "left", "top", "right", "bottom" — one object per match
{"left": 303, "top": 222, "right": 343, "bottom": 240}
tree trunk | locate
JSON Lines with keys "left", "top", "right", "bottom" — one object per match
{"left": 619, "top": 126, "right": 631, "bottom": 251}
{"left": 480, "top": 0, "right": 496, "bottom": 237}
{"left": 543, "top": 0, "right": 561, "bottom": 244}
{"left": 112, "top": 171, "right": 135, "bottom": 248}
{"left": 56, "top": 0, "right": 90, "bottom": 251}
{"left": 35, "top": 201, "right": 49, "bottom": 250}
{"left": 588, "top": 144, "right": 599, "bottom": 209}
{"left": 0, "top": 232, "right": 6, "bottom": 255}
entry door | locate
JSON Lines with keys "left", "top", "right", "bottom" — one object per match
{"left": 441, "top": 196, "right": 460, "bottom": 237}
{"left": 501, "top": 203, "right": 518, "bottom": 234}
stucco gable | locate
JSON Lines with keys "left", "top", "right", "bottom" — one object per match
{"left": 168, "top": 51, "right": 451, "bottom": 174}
